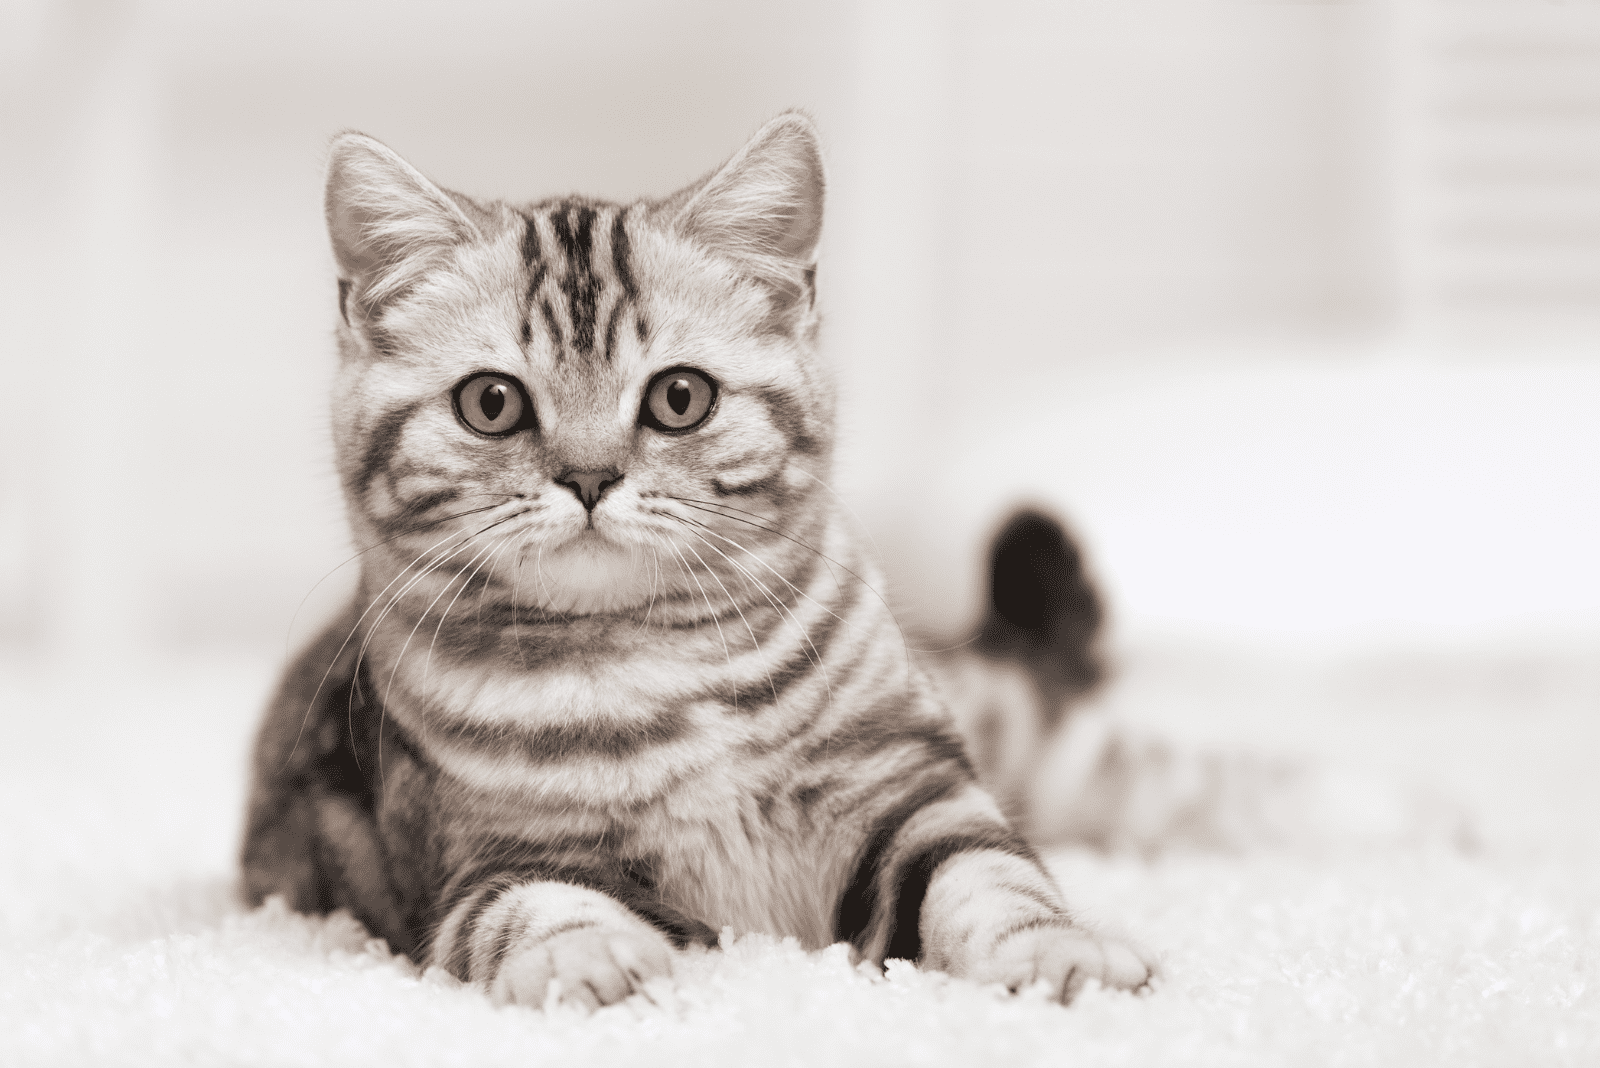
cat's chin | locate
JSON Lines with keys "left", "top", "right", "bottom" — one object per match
{"left": 522, "top": 535, "right": 661, "bottom": 617}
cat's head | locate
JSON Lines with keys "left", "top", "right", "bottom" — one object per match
{"left": 325, "top": 114, "right": 833, "bottom": 620}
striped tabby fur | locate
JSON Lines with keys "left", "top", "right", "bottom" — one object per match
{"left": 242, "top": 113, "right": 1152, "bottom": 1010}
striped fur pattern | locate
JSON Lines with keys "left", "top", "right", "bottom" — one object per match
{"left": 242, "top": 113, "right": 1152, "bottom": 1010}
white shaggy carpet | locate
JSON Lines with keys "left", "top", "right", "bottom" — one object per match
{"left": 3, "top": 641, "right": 1597, "bottom": 1067}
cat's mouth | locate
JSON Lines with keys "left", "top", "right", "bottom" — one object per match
{"left": 518, "top": 530, "right": 660, "bottom": 616}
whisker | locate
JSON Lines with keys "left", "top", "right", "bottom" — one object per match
{"left": 282, "top": 506, "right": 518, "bottom": 771}
{"left": 672, "top": 497, "right": 853, "bottom": 600}
{"left": 351, "top": 508, "right": 530, "bottom": 772}
{"left": 509, "top": 539, "right": 529, "bottom": 670}
{"left": 472, "top": 528, "right": 521, "bottom": 632}
{"left": 375, "top": 535, "right": 505, "bottom": 779}
{"left": 385, "top": 533, "right": 504, "bottom": 712}
{"left": 666, "top": 508, "right": 863, "bottom": 644}
{"left": 669, "top": 542, "right": 732, "bottom": 695}
{"left": 678, "top": 534, "right": 776, "bottom": 703}
{"left": 671, "top": 496, "right": 937, "bottom": 665}
{"left": 532, "top": 541, "right": 570, "bottom": 623}
{"left": 789, "top": 466, "right": 886, "bottom": 561}
{"left": 635, "top": 544, "right": 663, "bottom": 632}
{"left": 666, "top": 497, "right": 923, "bottom": 715}
{"left": 283, "top": 497, "right": 515, "bottom": 659}
{"left": 412, "top": 530, "right": 519, "bottom": 715}
{"left": 349, "top": 537, "right": 478, "bottom": 771}
{"left": 665, "top": 514, "right": 832, "bottom": 707}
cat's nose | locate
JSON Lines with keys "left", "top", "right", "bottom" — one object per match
{"left": 556, "top": 469, "right": 622, "bottom": 512}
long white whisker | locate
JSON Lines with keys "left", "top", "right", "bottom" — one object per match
{"left": 418, "top": 531, "right": 517, "bottom": 695}
{"left": 679, "top": 534, "right": 775, "bottom": 703}
{"left": 283, "top": 498, "right": 511, "bottom": 661}
{"left": 373, "top": 540, "right": 498, "bottom": 777}
{"left": 284, "top": 508, "right": 518, "bottom": 771}
{"left": 668, "top": 542, "right": 734, "bottom": 700}
{"left": 510, "top": 539, "right": 530, "bottom": 669}
{"left": 532, "top": 541, "right": 569, "bottom": 623}
{"left": 353, "top": 509, "right": 529, "bottom": 771}
{"left": 398, "top": 534, "right": 504, "bottom": 702}
{"left": 672, "top": 510, "right": 861, "bottom": 642}
{"left": 635, "top": 544, "right": 662, "bottom": 632}
{"left": 670, "top": 516, "right": 832, "bottom": 708}
{"left": 672, "top": 496, "right": 918, "bottom": 683}
{"left": 790, "top": 466, "right": 886, "bottom": 561}
{"left": 472, "top": 529, "right": 521, "bottom": 631}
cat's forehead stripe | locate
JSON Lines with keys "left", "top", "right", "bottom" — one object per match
{"left": 519, "top": 213, "right": 540, "bottom": 266}
{"left": 519, "top": 199, "right": 638, "bottom": 365}
{"left": 610, "top": 210, "right": 637, "bottom": 301}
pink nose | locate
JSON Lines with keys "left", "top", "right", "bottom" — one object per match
{"left": 556, "top": 469, "right": 622, "bottom": 511}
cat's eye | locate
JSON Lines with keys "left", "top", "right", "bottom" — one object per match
{"left": 453, "top": 373, "right": 536, "bottom": 436}
{"left": 642, "top": 368, "right": 717, "bottom": 431}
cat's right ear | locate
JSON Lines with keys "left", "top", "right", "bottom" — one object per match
{"left": 324, "top": 132, "right": 479, "bottom": 323}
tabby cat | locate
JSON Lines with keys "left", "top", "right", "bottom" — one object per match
{"left": 242, "top": 113, "right": 1153, "bottom": 1010}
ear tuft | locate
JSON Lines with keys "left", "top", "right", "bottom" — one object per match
{"left": 673, "top": 112, "right": 825, "bottom": 292}
{"left": 324, "top": 132, "right": 478, "bottom": 316}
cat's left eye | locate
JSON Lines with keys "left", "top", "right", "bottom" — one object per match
{"left": 453, "top": 373, "right": 536, "bottom": 436}
{"left": 642, "top": 368, "right": 717, "bottom": 431}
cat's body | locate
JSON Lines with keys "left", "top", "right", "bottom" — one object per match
{"left": 243, "top": 114, "right": 1150, "bottom": 1009}
{"left": 925, "top": 510, "right": 1107, "bottom": 835}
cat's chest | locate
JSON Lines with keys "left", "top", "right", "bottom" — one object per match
{"left": 633, "top": 791, "right": 852, "bottom": 949}
{"left": 380, "top": 642, "right": 802, "bottom": 808}
{"left": 387, "top": 661, "right": 851, "bottom": 943}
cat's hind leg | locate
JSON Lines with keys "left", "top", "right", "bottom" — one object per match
{"left": 240, "top": 605, "right": 411, "bottom": 952}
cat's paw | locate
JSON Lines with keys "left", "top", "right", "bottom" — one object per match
{"left": 971, "top": 924, "right": 1154, "bottom": 1004}
{"left": 489, "top": 926, "right": 674, "bottom": 1011}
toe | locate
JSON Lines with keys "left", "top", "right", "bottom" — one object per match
{"left": 1059, "top": 941, "right": 1104, "bottom": 1004}
{"left": 1103, "top": 941, "right": 1153, "bottom": 991}
{"left": 608, "top": 934, "right": 672, "bottom": 985}
{"left": 490, "top": 945, "right": 554, "bottom": 1008}
{"left": 559, "top": 980, "right": 602, "bottom": 1013}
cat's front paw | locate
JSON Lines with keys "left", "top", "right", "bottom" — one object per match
{"left": 489, "top": 926, "right": 674, "bottom": 1011}
{"left": 970, "top": 924, "right": 1154, "bottom": 1004}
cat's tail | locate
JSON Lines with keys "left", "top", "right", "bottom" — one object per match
{"left": 974, "top": 508, "right": 1106, "bottom": 729}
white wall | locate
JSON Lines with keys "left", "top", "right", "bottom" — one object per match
{"left": 1, "top": 0, "right": 1595, "bottom": 660}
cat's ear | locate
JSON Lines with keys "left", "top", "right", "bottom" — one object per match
{"left": 324, "top": 132, "right": 479, "bottom": 320}
{"left": 672, "top": 112, "right": 825, "bottom": 303}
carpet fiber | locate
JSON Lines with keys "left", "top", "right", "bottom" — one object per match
{"left": 4, "top": 644, "right": 1596, "bottom": 1066}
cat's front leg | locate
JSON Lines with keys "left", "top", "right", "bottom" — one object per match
{"left": 431, "top": 877, "right": 677, "bottom": 1010}
{"left": 918, "top": 846, "right": 1152, "bottom": 1002}
{"left": 849, "top": 783, "right": 1154, "bottom": 1003}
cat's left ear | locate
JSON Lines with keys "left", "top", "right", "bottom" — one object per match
{"left": 325, "top": 132, "right": 481, "bottom": 322}
{"left": 672, "top": 111, "right": 825, "bottom": 310}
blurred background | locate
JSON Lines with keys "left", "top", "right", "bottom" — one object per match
{"left": 2, "top": 0, "right": 1597, "bottom": 668}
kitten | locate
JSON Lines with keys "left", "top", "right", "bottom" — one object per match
{"left": 242, "top": 113, "right": 1153, "bottom": 1010}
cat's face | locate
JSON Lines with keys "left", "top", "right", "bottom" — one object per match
{"left": 326, "top": 116, "right": 831, "bottom": 619}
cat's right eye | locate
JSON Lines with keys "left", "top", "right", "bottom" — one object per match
{"left": 453, "top": 373, "right": 536, "bottom": 437}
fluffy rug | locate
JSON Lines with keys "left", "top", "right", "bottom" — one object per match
{"left": 3, "top": 643, "right": 1596, "bottom": 1066}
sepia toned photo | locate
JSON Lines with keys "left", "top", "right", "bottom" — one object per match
{"left": 2, "top": 1, "right": 1596, "bottom": 1064}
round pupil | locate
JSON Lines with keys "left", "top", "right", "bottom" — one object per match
{"left": 480, "top": 383, "right": 507, "bottom": 422}
{"left": 667, "top": 379, "right": 692, "bottom": 416}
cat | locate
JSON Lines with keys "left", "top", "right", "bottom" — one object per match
{"left": 241, "top": 112, "right": 1154, "bottom": 1011}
